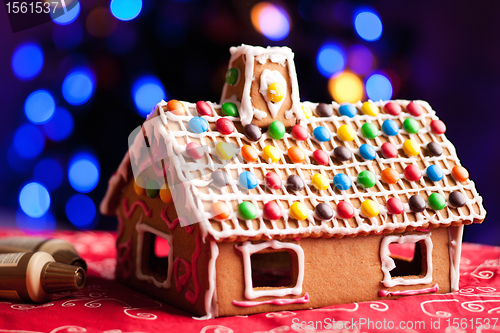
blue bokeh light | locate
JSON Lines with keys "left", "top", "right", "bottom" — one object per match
{"left": 316, "top": 43, "right": 345, "bottom": 78}
{"left": 62, "top": 68, "right": 95, "bottom": 106}
{"left": 354, "top": 10, "right": 383, "bottom": 42}
{"left": 365, "top": 73, "right": 393, "bottom": 101}
{"left": 66, "top": 194, "right": 97, "bottom": 229}
{"left": 68, "top": 152, "right": 100, "bottom": 193}
{"left": 19, "top": 182, "right": 51, "bottom": 218}
{"left": 13, "top": 124, "right": 45, "bottom": 159}
{"left": 110, "top": 0, "right": 142, "bottom": 21}
{"left": 51, "top": 1, "right": 80, "bottom": 25}
{"left": 8, "top": 145, "right": 35, "bottom": 174}
{"left": 33, "top": 158, "right": 63, "bottom": 191}
{"left": 259, "top": 4, "right": 290, "bottom": 41}
{"left": 16, "top": 210, "right": 56, "bottom": 234}
{"left": 42, "top": 107, "right": 74, "bottom": 141}
{"left": 348, "top": 45, "right": 374, "bottom": 75}
{"left": 132, "top": 75, "right": 167, "bottom": 117}
{"left": 53, "top": 22, "right": 83, "bottom": 49}
{"left": 24, "top": 90, "right": 55, "bottom": 124}
{"left": 11, "top": 43, "right": 44, "bottom": 80}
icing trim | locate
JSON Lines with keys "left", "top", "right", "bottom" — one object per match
{"left": 185, "top": 229, "right": 201, "bottom": 304}
{"left": 194, "top": 240, "right": 219, "bottom": 320}
{"left": 378, "top": 284, "right": 439, "bottom": 297}
{"left": 448, "top": 225, "right": 464, "bottom": 292}
{"left": 122, "top": 198, "right": 152, "bottom": 219}
{"left": 232, "top": 292, "right": 310, "bottom": 307}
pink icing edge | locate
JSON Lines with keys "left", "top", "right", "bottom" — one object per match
{"left": 232, "top": 292, "right": 310, "bottom": 307}
{"left": 122, "top": 198, "right": 152, "bottom": 219}
{"left": 415, "top": 227, "right": 431, "bottom": 232}
{"left": 378, "top": 283, "right": 439, "bottom": 297}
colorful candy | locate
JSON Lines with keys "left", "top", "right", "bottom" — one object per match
{"left": 360, "top": 123, "right": 378, "bottom": 139}
{"left": 166, "top": 100, "right": 185, "bottom": 115}
{"left": 337, "top": 124, "right": 356, "bottom": 141}
{"left": 211, "top": 170, "right": 229, "bottom": 187}
{"left": 134, "top": 181, "right": 145, "bottom": 196}
{"left": 290, "top": 202, "right": 308, "bottom": 220}
{"left": 426, "top": 165, "right": 443, "bottom": 182}
{"left": 146, "top": 180, "right": 159, "bottom": 198}
{"left": 302, "top": 104, "right": 312, "bottom": 119}
{"left": 313, "top": 126, "right": 331, "bottom": 142}
{"left": 339, "top": 103, "right": 357, "bottom": 118}
{"left": 239, "top": 171, "right": 258, "bottom": 190}
{"left": 262, "top": 145, "right": 280, "bottom": 163}
{"left": 427, "top": 142, "right": 443, "bottom": 156}
{"left": 196, "top": 101, "right": 213, "bottom": 116}
{"left": 311, "top": 173, "right": 329, "bottom": 190}
{"left": 315, "top": 203, "right": 333, "bottom": 220}
{"left": 215, "top": 142, "right": 233, "bottom": 160}
{"left": 186, "top": 142, "right": 204, "bottom": 160}
{"left": 288, "top": 147, "right": 305, "bottom": 163}
{"left": 333, "top": 146, "right": 351, "bottom": 161}
{"left": 316, "top": 103, "right": 333, "bottom": 117}
{"left": 361, "top": 101, "right": 379, "bottom": 117}
{"left": 384, "top": 102, "right": 401, "bottom": 115}
{"left": 357, "top": 170, "right": 376, "bottom": 188}
{"left": 428, "top": 193, "right": 446, "bottom": 210}
{"left": 403, "top": 139, "right": 420, "bottom": 156}
{"left": 216, "top": 118, "right": 235, "bottom": 135}
{"left": 359, "top": 144, "right": 376, "bottom": 160}
{"left": 449, "top": 191, "right": 466, "bottom": 207}
{"left": 225, "top": 67, "right": 239, "bottom": 86}
{"left": 291, "top": 124, "right": 308, "bottom": 141}
{"left": 381, "top": 142, "right": 398, "bottom": 158}
{"left": 333, "top": 173, "right": 351, "bottom": 190}
{"left": 381, "top": 168, "right": 400, "bottom": 184}
{"left": 267, "top": 82, "right": 285, "bottom": 102}
{"left": 241, "top": 145, "right": 259, "bottom": 162}
{"left": 287, "top": 175, "right": 304, "bottom": 191}
{"left": 361, "top": 199, "right": 379, "bottom": 217}
{"left": 386, "top": 197, "right": 404, "bottom": 214}
{"left": 244, "top": 124, "right": 262, "bottom": 142}
{"left": 263, "top": 201, "right": 281, "bottom": 220}
{"left": 265, "top": 172, "right": 282, "bottom": 189}
{"left": 404, "top": 165, "right": 422, "bottom": 182}
{"left": 409, "top": 195, "right": 426, "bottom": 212}
{"left": 268, "top": 120, "right": 286, "bottom": 140}
{"left": 312, "top": 149, "right": 329, "bottom": 165}
{"left": 238, "top": 201, "right": 257, "bottom": 220}
{"left": 160, "top": 184, "right": 173, "bottom": 203}
{"left": 430, "top": 120, "right": 446, "bottom": 135}
{"left": 382, "top": 119, "right": 399, "bottom": 136}
{"left": 406, "top": 101, "right": 423, "bottom": 116}
{"left": 221, "top": 102, "right": 239, "bottom": 117}
{"left": 211, "top": 202, "right": 230, "bottom": 219}
{"left": 451, "top": 165, "right": 469, "bottom": 182}
{"left": 336, "top": 201, "right": 354, "bottom": 219}
{"left": 403, "top": 118, "right": 420, "bottom": 134}
{"left": 189, "top": 117, "right": 209, "bottom": 134}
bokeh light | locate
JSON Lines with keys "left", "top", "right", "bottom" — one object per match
{"left": 33, "top": 158, "right": 63, "bottom": 191}
{"left": 19, "top": 182, "right": 50, "bottom": 218}
{"left": 347, "top": 45, "right": 374, "bottom": 75}
{"left": 24, "top": 90, "right": 55, "bottom": 124}
{"left": 86, "top": 7, "right": 117, "bottom": 38}
{"left": 110, "top": 0, "right": 142, "bottom": 21}
{"left": 68, "top": 153, "right": 100, "bottom": 193}
{"left": 66, "top": 194, "right": 97, "bottom": 229}
{"left": 51, "top": 1, "right": 80, "bottom": 25}
{"left": 316, "top": 43, "right": 345, "bottom": 78}
{"left": 62, "top": 68, "right": 95, "bottom": 105}
{"left": 42, "top": 107, "right": 74, "bottom": 141}
{"left": 53, "top": 22, "right": 83, "bottom": 50}
{"left": 8, "top": 145, "right": 35, "bottom": 174}
{"left": 132, "top": 75, "right": 167, "bottom": 117}
{"left": 13, "top": 124, "right": 45, "bottom": 159}
{"left": 251, "top": 3, "right": 290, "bottom": 41}
{"left": 354, "top": 10, "right": 383, "bottom": 42}
{"left": 16, "top": 210, "right": 56, "bottom": 234}
{"left": 328, "top": 71, "right": 364, "bottom": 103}
{"left": 11, "top": 43, "right": 43, "bottom": 80}
{"left": 365, "top": 73, "right": 393, "bottom": 101}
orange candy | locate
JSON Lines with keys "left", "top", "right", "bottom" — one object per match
{"left": 451, "top": 165, "right": 469, "bottom": 182}
{"left": 211, "top": 202, "right": 230, "bottom": 220}
{"left": 166, "top": 100, "right": 185, "bottom": 115}
{"left": 241, "top": 145, "right": 259, "bottom": 162}
{"left": 160, "top": 184, "right": 173, "bottom": 203}
{"left": 134, "top": 180, "right": 145, "bottom": 196}
{"left": 288, "top": 147, "right": 306, "bottom": 163}
{"left": 381, "top": 168, "right": 400, "bottom": 184}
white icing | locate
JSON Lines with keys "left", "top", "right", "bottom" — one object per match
{"left": 448, "top": 225, "right": 464, "bottom": 292}
{"left": 259, "top": 69, "right": 287, "bottom": 119}
{"left": 195, "top": 240, "right": 219, "bottom": 320}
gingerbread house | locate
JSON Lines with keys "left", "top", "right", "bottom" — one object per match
{"left": 100, "top": 45, "right": 486, "bottom": 319}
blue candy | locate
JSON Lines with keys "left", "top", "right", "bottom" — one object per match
{"left": 313, "top": 126, "right": 331, "bottom": 142}
{"left": 382, "top": 119, "right": 399, "bottom": 136}
{"left": 239, "top": 171, "right": 258, "bottom": 190}
{"left": 188, "top": 117, "right": 209, "bottom": 134}
{"left": 426, "top": 165, "right": 443, "bottom": 182}
{"left": 333, "top": 173, "right": 352, "bottom": 190}
{"left": 339, "top": 103, "right": 357, "bottom": 118}
{"left": 359, "top": 144, "right": 376, "bottom": 160}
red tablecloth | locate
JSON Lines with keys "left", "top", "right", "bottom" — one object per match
{"left": 0, "top": 230, "right": 499, "bottom": 333}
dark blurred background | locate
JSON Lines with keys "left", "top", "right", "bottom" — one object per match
{"left": 0, "top": 0, "right": 497, "bottom": 244}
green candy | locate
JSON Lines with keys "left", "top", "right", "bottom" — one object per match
{"left": 226, "top": 68, "right": 239, "bottom": 86}
{"left": 146, "top": 180, "right": 159, "bottom": 198}
{"left": 268, "top": 121, "right": 285, "bottom": 140}
{"left": 403, "top": 118, "right": 420, "bottom": 134}
{"left": 357, "top": 170, "right": 376, "bottom": 188}
{"left": 238, "top": 201, "right": 257, "bottom": 220}
{"left": 222, "top": 102, "right": 239, "bottom": 117}
{"left": 428, "top": 193, "right": 446, "bottom": 210}
{"left": 360, "top": 123, "right": 378, "bottom": 139}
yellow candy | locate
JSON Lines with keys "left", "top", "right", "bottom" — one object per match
{"left": 262, "top": 145, "right": 281, "bottom": 163}
{"left": 267, "top": 82, "right": 285, "bottom": 103}
{"left": 361, "top": 199, "right": 379, "bottom": 217}
{"left": 215, "top": 142, "right": 233, "bottom": 160}
{"left": 290, "top": 202, "right": 308, "bottom": 220}
{"left": 403, "top": 139, "right": 420, "bottom": 156}
{"left": 160, "top": 184, "right": 173, "bottom": 203}
{"left": 134, "top": 180, "right": 145, "bottom": 196}
{"left": 302, "top": 104, "right": 312, "bottom": 119}
{"left": 311, "top": 173, "right": 329, "bottom": 190}
{"left": 361, "top": 101, "right": 379, "bottom": 116}
{"left": 337, "top": 124, "right": 356, "bottom": 141}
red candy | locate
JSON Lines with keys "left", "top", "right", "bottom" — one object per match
{"left": 291, "top": 125, "right": 308, "bottom": 141}
{"left": 404, "top": 165, "right": 422, "bottom": 181}
{"left": 196, "top": 101, "right": 213, "bottom": 116}
{"left": 186, "top": 142, "right": 204, "bottom": 159}
{"left": 384, "top": 102, "right": 402, "bottom": 116}
{"left": 263, "top": 201, "right": 281, "bottom": 220}
{"left": 216, "top": 118, "right": 234, "bottom": 135}
{"left": 406, "top": 101, "right": 423, "bottom": 116}
{"left": 386, "top": 197, "right": 404, "bottom": 215}
{"left": 312, "top": 149, "right": 329, "bottom": 165}
{"left": 380, "top": 142, "right": 398, "bottom": 158}
{"left": 336, "top": 201, "right": 354, "bottom": 219}
{"left": 265, "top": 172, "right": 282, "bottom": 189}
{"left": 430, "top": 120, "right": 446, "bottom": 134}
